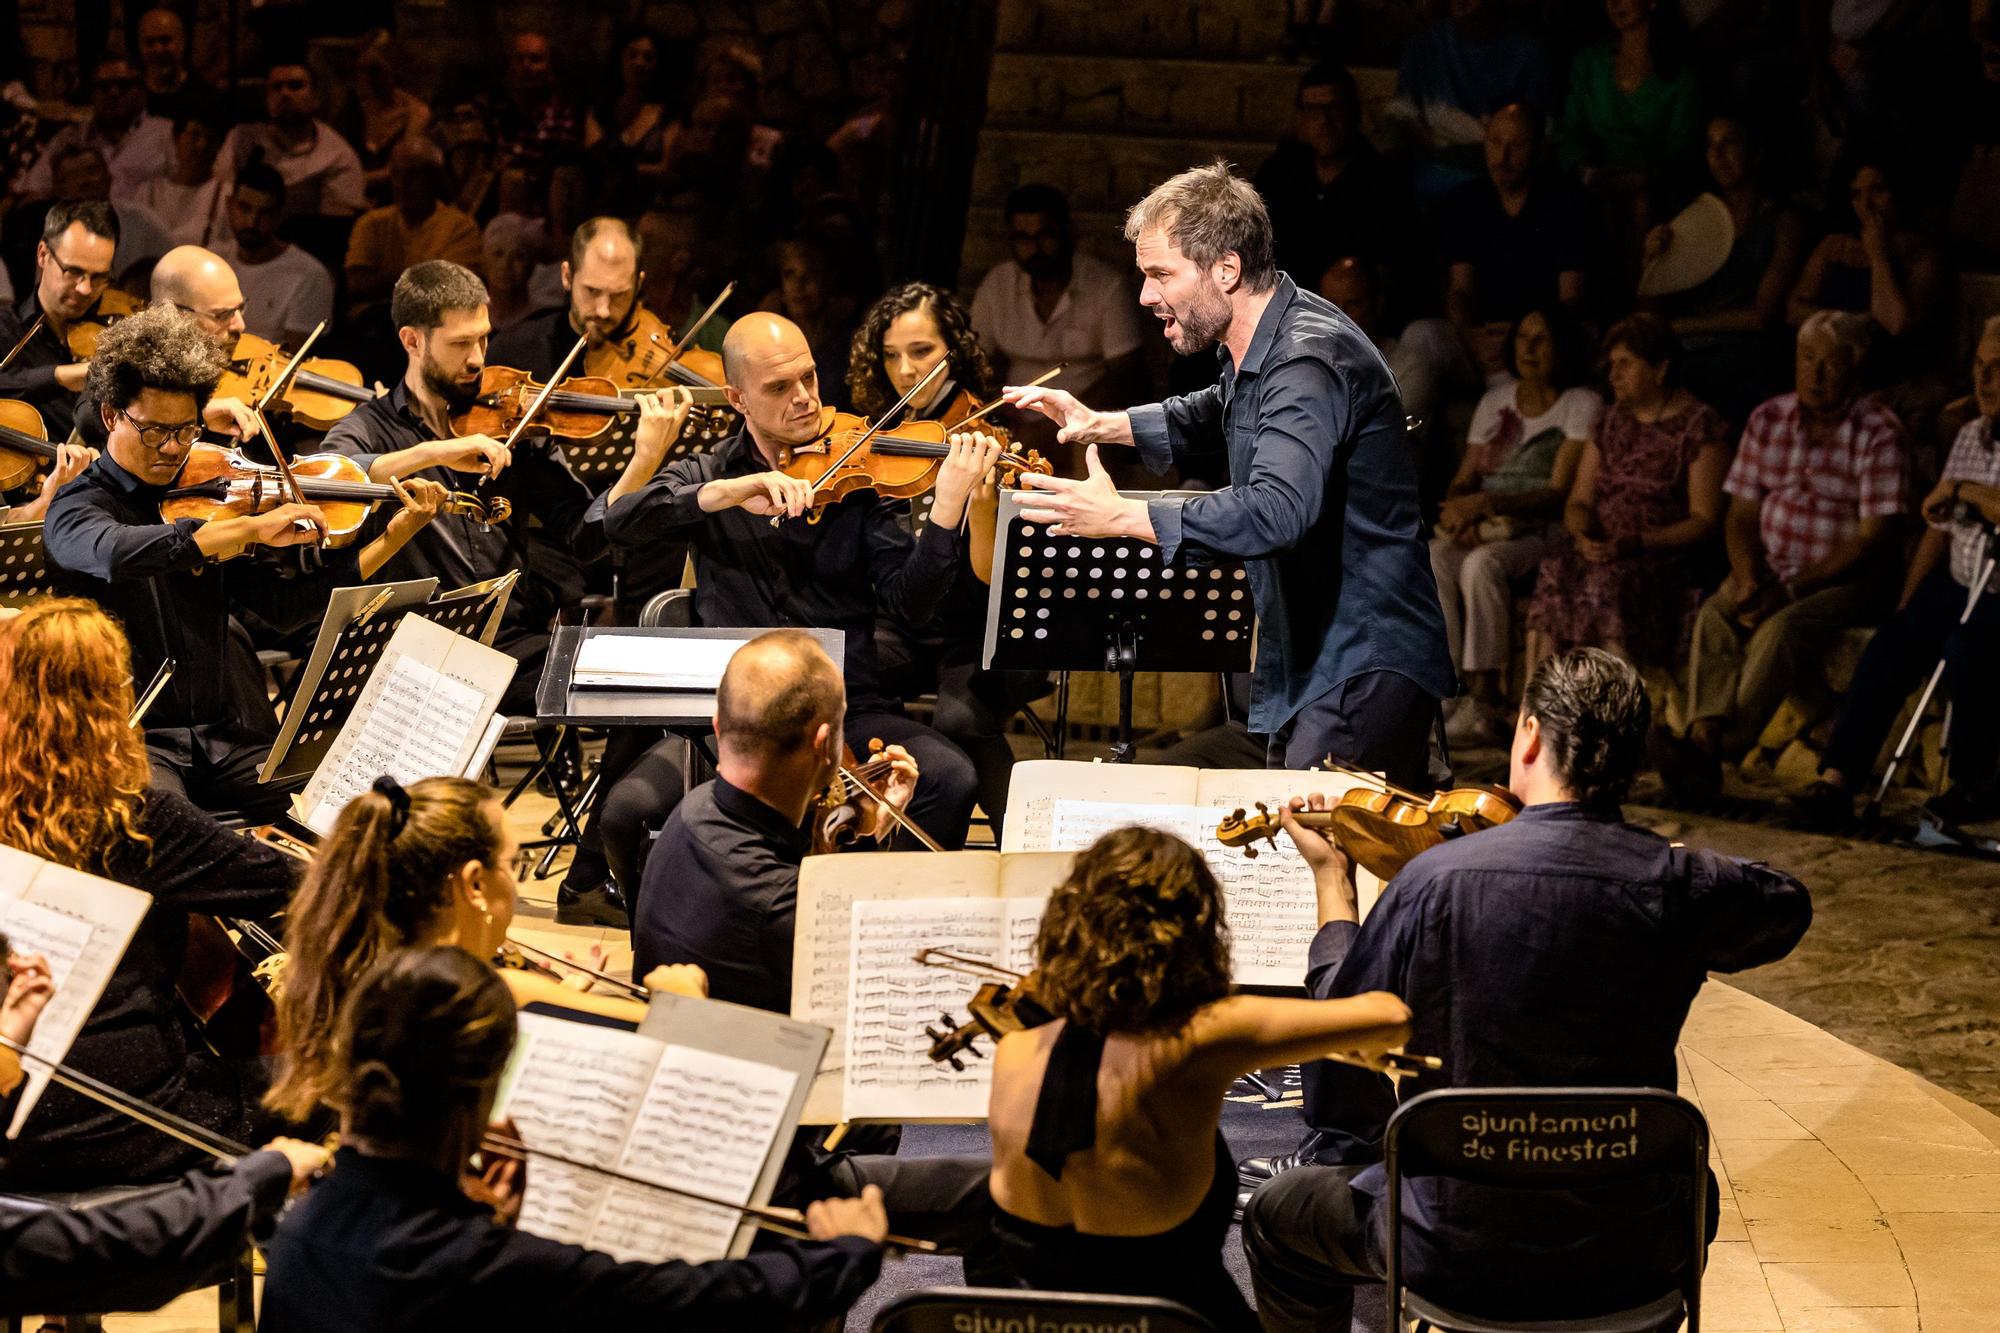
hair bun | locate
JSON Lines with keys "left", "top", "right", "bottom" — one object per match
{"left": 371, "top": 776, "right": 411, "bottom": 837}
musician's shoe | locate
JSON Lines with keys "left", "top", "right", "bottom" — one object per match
{"left": 1237, "top": 1151, "right": 1310, "bottom": 1190}
{"left": 555, "top": 879, "right": 629, "bottom": 929}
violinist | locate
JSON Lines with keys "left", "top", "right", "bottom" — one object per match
{"left": 603, "top": 312, "right": 997, "bottom": 850}
{"left": 149, "top": 244, "right": 246, "bottom": 359}
{"left": 0, "top": 200, "right": 122, "bottom": 439}
{"left": 43, "top": 307, "right": 445, "bottom": 819}
{"left": 260, "top": 946, "right": 891, "bottom": 1333}
{"left": 848, "top": 281, "right": 1049, "bottom": 838}
{"left": 488, "top": 216, "right": 661, "bottom": 383}
{"left": 1240, "top": 649, "right": 1814, "bottom": 1331}
{"left": 323, "top": 259, "right": 607, "bottom": 719}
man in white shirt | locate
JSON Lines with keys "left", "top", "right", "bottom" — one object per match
{"left": 215, "top": 63, "right": 366, "bottom": 220}
{"left": 129, "top": 111, "right": 228, "bottom": 248}
{"left": 970, "top": 184, "right": 1147, "bottom": 407}
{"left": 212, "top": 162, "right": 335, "bottom": 348}
{"left": 15, "top": 58, "right": 174, "bottom": 205}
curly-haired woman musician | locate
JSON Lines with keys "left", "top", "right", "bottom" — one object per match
{"left": 984, "top": 826, "right": 1412, "bottom": 1330}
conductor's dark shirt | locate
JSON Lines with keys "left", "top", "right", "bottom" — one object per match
{"left": 601, "top": 425, "right": 962, "bottom": 710}
{"left": 1128, "top": 274, "right": 1454, "bottom": 734}
{"left": 43, "top": 452, "right": 358, "bottom": 751}
{"left": 1303, "top": 801, "right": 1812, "bottom": 1315}
{"left": 0, "top": 291, "right": 80, "bottom": 438}
{"left": 260, "top": 1148, "right": 883, "bottom": 1333}
{"left": 633, "top": 777, "right": 808, "bottom": 1015}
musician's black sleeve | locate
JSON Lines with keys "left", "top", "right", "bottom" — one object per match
{"left": 0, "top": 1150, "right": 292, "bottom": 1315}
{"left": 514, "top": 438, "right": 605, "bottom": 563}
{"left": 867, "top": 494, "right": 962, "bottom": 631}
{"left": 603, "top": 452, "right": 725, "bottom": 547}
{"left": 228, "top": 546, "right": 364, "bottom": 639}
{"left": 104, "top": 790, "right": 300, "bottom": 915}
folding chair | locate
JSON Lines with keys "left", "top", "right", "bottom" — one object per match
{"left": 870, "top": 1286, "right": 1218, "bottom": 1333}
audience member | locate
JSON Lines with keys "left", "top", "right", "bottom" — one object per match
{"left": 1434, "top": 306, "right": 1601, "bottom": 742}
{"left": 136, "top": 6, "right": 222, "bottom": 127}
{"left": 341, "top": 29, "right": 433, "bottom": 203}
{"left": 1560, "top": 0, "right": 1701, "bottom": 183}
{"left": 970, "top": 184, "right": 1148, "bottom": 410}
{"left": 14, "top": 57, "right": 174, "bottom": 205}
{"left": 130, "top": 110, "right": 228, "bottom": 248}
{"left": 1526, "top": 314, "right": 1728, "bottom": 679}
{"left": 1648, "top": 111, "right": 1806, "bottom": 424}
{"left": 637, "top": 204, "right": 728, "bottom": 353}
{"left": 583, "top": 27, "right": 672, "bottom": 215}
{"left": 1242, "top": 649, "right": 1810, "bottom": 1330}
{"left": 1794, "top": 318, "right": 2000, "bottom": 826}
{"left": 762, "top": 233, "right": 863, "bottom": 409}
{"left": 479, "top": 211, "right": 549, "bottom": 333}
{"left": 1254, "top": 64, "right": 1424, "bottom": 314}
{"left": 1391, "top": 0, "right": 1557, "bottom": 197}
{"left": 344, "top": 139, "right": 482, "bottom": 319}
{"left": 1441, "top": 104, "right": 1594, "bottom": 379}
{"left": 488, "top": 32, "right": 582, "bottom": 187}
{"left": 1944, "top": 11, "right": 2000, "bottom": 268}
{"left": 214, "top": 163, "right": 336, "bottom": 349}
{"left": 45, "top": 145, "right": 174, "bottom": 282}
{"left": 216, "top": 63, "right": 367, "bottom": 221}
{"left": 1661, "top": 312, "right": 1908, "bottom": 801}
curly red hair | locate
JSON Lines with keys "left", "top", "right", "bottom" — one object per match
{"left": 0, "top": 598, "right": 152, "bottom": 869}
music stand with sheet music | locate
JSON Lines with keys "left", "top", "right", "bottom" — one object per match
{"left": 0, "top": 521, "right": 55, "bottom": 608}
{"left": 983, "top": 491, "right": 1254, "bottom": 762}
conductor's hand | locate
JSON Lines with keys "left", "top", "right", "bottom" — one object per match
{"left": 643, "top": 964, "right": 710, "bottom": 999}
{"left": 0, "top": 951, "right": 53, "bottom": 1047}
{"left": 427, "top": 434, "right": 512, "bottom": 480}
{"left": 1003, "top": 384, "right": 1102, "bottom": 444}
{"left": 202, "top": 395, "right": 257, "bottom": 439}
{"left": 858, "top": 744, "right": 920, "bottom": 840}
{"left": 262, "top": 1136, "right": 331, "bottom": 1195}
{"left": 1283, "top": 794, "right": 1361, "bottom": 927}
{"left": 931, "top": 430, "right": 1006, "bottom": 527}
{"left": 716, "top": 470, "right": 815, "bottom": 519}
{"left": 806, "top": 1184, "right": 889, "bottom": 1245}
{"left": 1017, "top": 445, "right": 1149, "bottom": 540}
{"left": 632, "top": 388, "right": 693, "bottom": 467}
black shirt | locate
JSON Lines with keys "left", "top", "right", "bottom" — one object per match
{"left": 602, "top": 425, "right": 963, "bottom": 710}
{"left": 1439, "top": 175, "right": 1597, "bottom": 325}
{"left": 634, "top": 777, "right": 808, "bottom": 1014}
{"left": 1305, "top": 802, "right": 1811, "bottom": 1315}
{"left": 43, "top": 451, "right": 360, "bottom": 752}
{"left": 261, "top": 1148, "right": 883, "bottom": 1332}
{"left": 486, "top": 304, "right": 576, "bottom": 379}
{"left": 321, "top": 378, "right": 606, "bottom": 641}
{"left": 0, "top": 291, "right": 80, "bottom": 439}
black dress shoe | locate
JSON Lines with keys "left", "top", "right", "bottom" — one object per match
{"left": 1237, "top": 1151, "right": 1310, "bottom": 1190}
{"left": 555, "top": 879, "right": 629, "bottom": 928}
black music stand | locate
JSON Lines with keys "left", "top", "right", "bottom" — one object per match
{"left": 0, "top": 521, "right": 55, "bottom": 608}
{"left": 982, "top": 491, "right": 1254, "bottom": 762}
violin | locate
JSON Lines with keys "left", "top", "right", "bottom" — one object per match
{"left": 582, "top": 301, "right": 729, "bottom": 393}
{"left": 65, "top": 286, "right": 146, "bottom": 359}
{"left": 777, "top": 406, "right": 1052, "bottom": 525}
{"left": 449, "top": 364, "right": 731, "bottom": 442}
{"left": 159, "top": 441, "right": 507, "bottom": 551}
{"left": 217, "top": 332, "right": 374, "bottom": 430}
{"left": 812, "top": 739, "right": 946, "bottom": 853}
{"left": 0, "top": 396, "right": 58, "bottom": 493}
{"left": 1216, "top": 764, "right": 1523, "bottom": 882}
{"left": 493, "top": 937, "right": 648, "bottom": 1000}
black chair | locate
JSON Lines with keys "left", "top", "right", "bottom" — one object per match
{"left": 870, "top": 1286, "right": 1219, "bottom": 1333}
{"left": 1383, "top": 1087, "right": 1709, "bottom": 1333}
{"left": 0, "top": 1183, "right": 256, "bottom": 1332}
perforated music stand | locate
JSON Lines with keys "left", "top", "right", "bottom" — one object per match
{"left": 0, "top": 521, "right": 55, "bottom": 608}
{"left": 983, "top": 491, "right": 1254, "bottom": 762}
{"left": 556, "top": 406, "right": 735, "bottom": 489}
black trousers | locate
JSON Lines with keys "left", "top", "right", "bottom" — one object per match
{"left": 145, "top": 730, "right": 293, "bottom": 824}
{"left": 1269, "top": 669, "right": 1445, "bottom": 790}
{"left": 1241, "top": 1165, "right": 1381, "bottom": 1333}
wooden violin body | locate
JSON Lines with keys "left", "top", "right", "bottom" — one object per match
{"left": 812, "top": 739, "right": 893, "bottom": 853}
{"left": 583, "top": 303, "right": 727, "bottom": 391}
{"left": 217, "top": 332, "right": 373, "bottom": 429}
{"left": 0, "top": 397, "right": 55, "bottom": 493}
{"left": 779, "top": 407, "right": 1053, "bottom": 524}
{"left": 924, "top": 979, "right": 1054, "bottom": 1071}
{"left": 65, "top": 287, "right": 145, "bottom": 359}
{"left": 1216, "top": 781, "right": 1523, "bottom": 881}
{"left": 450, "top": 364, "right": 732, "bottom": 443}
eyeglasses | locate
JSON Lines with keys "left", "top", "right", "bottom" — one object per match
{"left": 51, "top": 258, "right": 114, "bottom": 288}
{"left": 115, "top": 408, "right": 203, "bottom": 449}
{"left": 173, "top": 299, "right": 246, "bottom": 324}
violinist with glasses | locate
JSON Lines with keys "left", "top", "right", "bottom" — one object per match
{"left": 0, "top": 201, "right": 122, "bottom": 441}
{"left": 43, "top": 306, "right": 444, "bottom": 820}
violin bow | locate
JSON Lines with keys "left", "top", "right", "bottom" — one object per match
{"left": 237, "top": 319, "right": 330, "bottom": 550}
{"left": 955, "top": 363, "right": 1064, "bottom": 431}
{"left": 477, "top": 1127, "right": 939, "bottom": 1255}
{"left": 502, "top": 334, "right": 590, "bottom": 456}
{"left": 502, "top": 935, "right": 647, "bottom": 1000}
{"left": 836, "top": 757, "right": 945, "bottom": 853}
{"left": 127, "top": 656, "right": 175, "bottom": 728}
{"left": 914, "top": 947, "right": 1023, "bottom": 984}
{"left": 0, "top": 1035, "right": 252, "bottom": 1164}
{"left": 0, "top": 314, "right": 45, "bottom": 374}
{"left": 652, "top": 281, "right": 736, "bottom": 386}
{"left": 250, "top": 320, "right": 327, "bottom": 418}
{"left": 775, "top": 358, "right": 950, "bottom": 528}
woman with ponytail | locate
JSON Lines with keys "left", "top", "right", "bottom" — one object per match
{"left": 262, "top": 946, "right": 891, "bottom": 1331}
{"left": 267, "top": 775, "right": 705, "bottom": 1124}
{"left": 0, "top": 598, "right": 297, "bottom": 1188}
{"left": 981, "top": 826, "right": 1413, "bottom": 1330}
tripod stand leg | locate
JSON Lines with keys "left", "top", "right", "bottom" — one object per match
{"left": 1866, "top": 658, "right": 1948, "bottom": 818}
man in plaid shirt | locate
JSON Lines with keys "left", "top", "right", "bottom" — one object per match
{"left": 1663, "top": 313, "right": 1908, "bottom": 801}
{"left": 1794, "top": 317, "right": 2000, "bottom": 825}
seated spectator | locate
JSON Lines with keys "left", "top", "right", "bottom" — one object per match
{"left": 480, "top": 212, "right": 550, "bottom": 334}
{"left": 760, "top": 234, "right": 863, "bottom": 410}
{"left": 1788, "top": 151, "right": 1948, "bottom": 390}
{"left": 345, "top": 139, "right": 482, "bottom": 320}
{"left": 1660, "top": 312, "right": 1907, "bottom": 802}
{"left": 14, "top": 57, "right": 173, "bottom": 205}
{"left": 1793, "top": 318, "right": 2000, "bottom": 827}
{"left": 970, "top": 184, "right": 1148, "bottom": 410}
{"left": 487, "top": 32, "right": 582, "bottom": 189}
{"left": 130, "top": 110, "right": 228, "bottom": 248}
{"left": 1242, "top": 648, "right": 1811, "bottom": 1331}
{"left": 1560, "top": 0, "right": 1701, "bottom": 184}
{"left": 1441, "top": 104, "right": 1594, "bottom": 379}
{"left": 637, "top": 204, "right": 729, "bottom": 353}
{"left": 583, "top": 27, "right": 671, "bottom": 215}
{"left": 1254, "top": 63, "right": 1425, "bottom": 315}
{"left": 1647, "top": 111, "right": 1806, "bottom": 425}
{"left": 214, "top": 163, "right": 336, "bottom": 349}
{"left": 38, "top": 145, "right": 174, "bottom": 283}
{"left": 1526, "top": 313, "right": 1729, "bottom": 673}
{"left": 216, "top": 63, "right": 367, "bottom": 221}
{"left": 1388, "top": 0, "right": 1557, "bottom": 198}
{"left": 136, "top": 6, "right": 222, "bottom": 126}
{"left": 340, "top": 29, "right": 433, "bottom": 203}
{"left": 1434, "top": 307, "right": 1601, "bottom": 743}
{"left": 661, "top": 39, "right": 785, "bottom": 175}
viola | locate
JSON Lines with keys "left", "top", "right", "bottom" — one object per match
{"left": 449, "top": 364, "right": 731, "bottom": 442}
{"left": 217, "top": 332, "right": 374, "bottom": 430}
{"left": 582, "top": 301, "right": 729, "bottom": 393}
{"left": 65, "top": 286, "right": 147, "bottom": 360}
{"left": 812, "top": 739, "right": 945, "bottom": 853}
{"left": 159, "top": 441, "right": 507, "bottom": 551}
{"left": 1216, "top": 764, "right": 1523, "bottom": 882}
{"left": 778, "top": 406, "right": 1052, "bottom": 524}
{"left": 0, "top": 397, "right": 57, "bottom": 493}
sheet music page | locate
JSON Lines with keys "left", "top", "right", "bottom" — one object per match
{"left": 1195, "top": 768, "right": 1388, "bottom": 922}
{"left": 843, "top": 897, "right": 1008, "bottom": 1121}
{"left": 1002, "top": 897, "right": 1046, "bottom": 973}
{"left": 1048, "top": 799, "right": 1211, "bottom": 850}
{"left": 496, "top": 1012, "right": 662, "bottom": 1247}
{"left": 3, "top": 861, "right": 152, "bottom": 1135}
{"left": 573, "top": 634, "right": 749, "bottom": 690}
{"left": 261, "top": 578, "right": 436, "bottom": 783}
{"left": 1001, "top": 760, "right": 1196, "bottom": 852}
{"left": 592, "top": 1047, "right": 799, "bottom": 1264}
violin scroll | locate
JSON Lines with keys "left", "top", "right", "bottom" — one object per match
{"left": 1215, "top": 802, "right": 1283, "bottom": 859}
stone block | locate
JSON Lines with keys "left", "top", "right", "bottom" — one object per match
{"left": 752, "top": 0, "right": 816, "bottom": 36}
{"left": 994, "top": 0, "right": 1043, "bottom": 50}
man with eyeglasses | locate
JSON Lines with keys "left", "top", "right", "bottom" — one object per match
{"left": 0, "top": 200, "right": 125, "bottom": 440}
{"left": 151, "top": 245, "right": 248, "bottom": 362}
{"left": 13, "top": 58, "right": 174, "bottom": 206}
{"left": 43, "top": 305, "right": 444, "bottom": 819}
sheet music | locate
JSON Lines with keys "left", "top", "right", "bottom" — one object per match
{"left": 593, "top": 1047, "right": 798, "bottom": 1264}
{"left": 574, "top": 634, "right": 748, "bottom": 690}
{"left": 261, "top": 578, "right": 437, "bottom": 783}
{"left": 1002, "top": 760, "right": 1194, "bottom": 853}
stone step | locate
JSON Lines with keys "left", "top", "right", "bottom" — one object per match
{"left": 986, "top": 51, "right": 1310, "bottom": 143}
{"left": 996, "top": 0, "right": 1290, "bottom": 60}
{"left": 969, "top": 125, "right": 1277, "bottom": 218}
